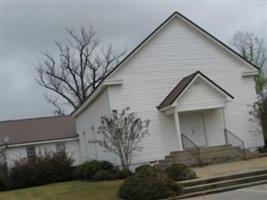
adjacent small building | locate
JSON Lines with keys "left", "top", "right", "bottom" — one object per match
{"left": 0, "top": 116, "right": 80, "bottom": 168}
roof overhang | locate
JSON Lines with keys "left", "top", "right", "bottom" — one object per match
{"left": 71, "top": 11, "right": 258, "bottom": 117}
{"left": 72, "top": 79, "right": 123, "bottom": 117}
{"left": 158, "top": 71, "right": 234, "bottom": 112}
{"left": 242, "top": 70, "right": 259, "bottom": 77}
{"left": 5, "top": 136, "right": 79, "bottom": 148}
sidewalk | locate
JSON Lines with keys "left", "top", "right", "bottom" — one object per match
{"left": 192, "top": 157, "right": 267, "bottom": 178}
{"left": 188, "top": 183, "right": 267, "bottom": 200}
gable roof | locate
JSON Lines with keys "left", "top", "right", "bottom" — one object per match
{"left": 72, "top": 11, "right": 258, "bottom": 117}
{"left": 0, "top": 116, "right": 77, "bottom": 146}
{"left": 157, "top": 71, "right": 234, "bottom": 110}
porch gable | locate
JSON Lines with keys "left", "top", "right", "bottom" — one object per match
{"left": 158, "top": 71, "right": 234, "bottom": 113}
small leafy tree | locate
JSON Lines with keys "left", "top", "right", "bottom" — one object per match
{"left": 249, "top": 97, "right": 267, "bottom": 145}
{"left": 91, "top": 107, "right": 150, "bottom": 170}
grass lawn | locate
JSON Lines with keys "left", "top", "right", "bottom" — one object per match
{"left": 0, "top": 180, "right": 123, "bottom": 200}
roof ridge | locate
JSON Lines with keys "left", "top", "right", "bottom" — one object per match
{"left": 72, "top": 11, "right": 258, "bottom": 116}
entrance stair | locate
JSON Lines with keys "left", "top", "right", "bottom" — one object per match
{"left": 167, "top": 169, "right": 267, "bottom": 199}
{"left": 157, "top": 144, "right": 244, "bottom": 168}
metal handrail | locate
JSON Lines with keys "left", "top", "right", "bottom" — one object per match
{"left": 181, "top": 134, "right": 202, "bottom": 165}
{"left": 224, "top": 129, "right": 247, "bottom": 159}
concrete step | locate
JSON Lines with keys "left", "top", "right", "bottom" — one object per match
{"left": 158, "top": 156, "right": 242, "bottom": 169}
{"left": 172, "top": 179, "right": 267, "bottom": 199}
{"left": 163, "top": 169, "right": 267, "bottom": 199}
{"left": 183, "top": 173, "right": 267, "bottom": 194}
{"left": 169, "top": 146, "right": 242, "bottom": 158}
{"left": 181, "top": 169, "right": 267, "bottom": 187}
{"left": 201, "top": 147, "right": 242, "bottom": 155}
{"left": 169, "top": 145, "right": 232, "bottom": 156}
{"left": 158, "top": 145, "right": 246, "bottom": 169}
{"left": 169, "top": 150, "right": 198, "bottom": 157}
{"left": 165, "top": 148, "right": 243, "bottom": 163}
{"left": 165, "top": 154, "right": 200, "bottom": 161}
{"left": 201, "top": 152, "right": 243, "bottom": 161}
{"left": 202, "top": 155, "right": 242, "bottom": 164}
{"left": 199, "top": 144, "right": 233, "bottom": 152}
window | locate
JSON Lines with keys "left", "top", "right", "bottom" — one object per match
{"left": 26, "top": 146, "right": 36, "bottom": 160}
{"left": 56, "top": 143, "right": 65, "bottom": 153}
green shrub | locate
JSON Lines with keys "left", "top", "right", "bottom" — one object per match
{"left": 165, "top": 163, "right": 196, "bottom": 181}
{"left": 0, "top": 178, "right": 5, "bottom": 191}
{"left": 0, "top": 165, "right": 8, "bottom": 191}
{"left": 100, "top": 160, "right": 114, "bottom": 171}
{"left": 115, "top": 169, "right": 133, "bottom": 179}
{"left": 258, "top": 146, "right": 267, "bottom": 153}
{"left": 0, "top": 172, "right": 7, "bottom": 191}
{"left": 9, "top": 152, "right": 73, "bottom": 189}
{"left": 135, "top": 164, "right": 153, "bottom": 173}
{"left": 119, "top": 167, "right": 183, "bottom": 200}
{"left": 74, "top": 160, "right": 114, "bottom": 180}
{"left": 94, "top": 170, "right": 113, "bottom": 181}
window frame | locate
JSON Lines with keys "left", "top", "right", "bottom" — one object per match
{"left": 26, "top": 146, "right": 36, "bottom": 160}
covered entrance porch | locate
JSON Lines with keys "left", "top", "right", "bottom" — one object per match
{"left": 157, "top": 71, "right": 247, "bottom": 167}
{"left": 157, "top": 71, "right": 234, "bottom": 151}
{"left": 175, "top": 107, "right": 227, "bottom": 151}
{"left": 179, "top": 109, "right": 225, "bottom": 148}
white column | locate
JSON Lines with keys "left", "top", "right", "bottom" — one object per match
{"left": 221, "top": 107, "right": 227, "bottom": 130}
{"left": 221, "top": 107, "right": 228, "bottom": 144}
{"left": 174, "top": 112, "right": 183, "bottom": 150}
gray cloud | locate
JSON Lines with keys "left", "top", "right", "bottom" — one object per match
{"left": 1, "top": 1, "right": 266, "bottom": 120}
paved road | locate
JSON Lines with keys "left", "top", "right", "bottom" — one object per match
{"left": 187, "top": 184, "right": 267, "bottom": 200}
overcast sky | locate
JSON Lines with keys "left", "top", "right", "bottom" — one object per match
{"left": 0, "top": 0, "right": 267, "bottom": 121}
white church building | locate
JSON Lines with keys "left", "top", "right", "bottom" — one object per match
{"left": 72, "top": 12, "right": 264, "bottom": 168}
{"left": 0, "top": 12, "right": 264, "bottom": 169}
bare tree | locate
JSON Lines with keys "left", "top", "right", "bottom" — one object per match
{"left": 231, "top": 31, "right": 267, "bottom": 97}
{"left": 37, "top": 26, "right": 125, "bottom": 114}
{"left": 44, "top": 95, "right": 65, "bottom": 116}
{"left": 91, "top": 107, "right": 150, "bottom": 170}
{"left": 231, "top": 31, "right": 266, "bottom": 68}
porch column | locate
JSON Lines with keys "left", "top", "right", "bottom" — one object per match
{"left": 174, "top": 112, "right": 183, "bottom": 150}
{"left": 221, "top": 107, "right": 228, "bottom": 145}
{"left": 221, "top": 107, "right": 227, "bottom": 130}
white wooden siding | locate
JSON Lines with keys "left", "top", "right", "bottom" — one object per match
{"left": 75, "top": 89, "right": 118, "bottom": 165}
{"left": 106, "top": 17, "right": 263, "bottom": 165}
{"left": 176, "top": 77, "right": 227, "bottom": 112}
{"left": 6, "top": 140, "right": 80, "bottom": 168}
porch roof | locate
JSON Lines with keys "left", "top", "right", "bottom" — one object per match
{"left": 157, "top": 71, "right": 234, "bottom": 110}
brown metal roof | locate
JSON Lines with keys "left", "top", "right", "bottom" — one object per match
{"left": 157, "top": 71, "right": 234, "bottom": 110}
{"left": 157, "top": 72, "right": 197, "bottom": 110}
{"left": 0, "top": 116, "right": 77, "bottom": 145}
